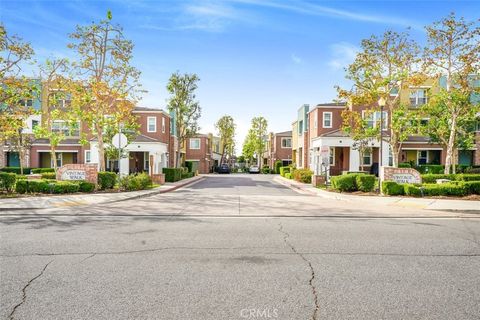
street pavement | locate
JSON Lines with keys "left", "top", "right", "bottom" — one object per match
{"left": 1, "top": 174, "right": 479, "bottom": 319}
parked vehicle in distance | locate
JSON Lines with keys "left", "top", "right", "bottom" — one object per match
{"left": 249, "top": 165, "right": 260, "bottom": 174}
{"left": 218, "top": 164, "right": 231, "bottom": 174}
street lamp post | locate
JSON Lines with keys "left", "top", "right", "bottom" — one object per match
{"left": 378, "top": 96, "right": 386, "bottom": 193}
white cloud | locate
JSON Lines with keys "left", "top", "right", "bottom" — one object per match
{"left": 291, "top": 53, "right": 302, "bottom": 65}
{"left": 328, "top": 42, "right": 359, "bottom": 70}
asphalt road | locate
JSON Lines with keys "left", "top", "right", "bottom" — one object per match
{"left": 1, "top": 174, "right": 479, "bottom": 320}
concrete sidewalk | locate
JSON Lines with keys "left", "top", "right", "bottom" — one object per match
{"left": 0, "top": 175, "right": 205, "bottom": 210}
{"left": 274, "top": 176, "right": 480, "bottom": 212}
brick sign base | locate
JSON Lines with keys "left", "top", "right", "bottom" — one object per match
{"left": 56, "top": 164, "right": 98, "bottom": 185}
{"left": 380, "top": 167, "right": 422, "bottom": 184}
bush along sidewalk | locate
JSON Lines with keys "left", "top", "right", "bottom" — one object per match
{"left": 382, "top": 180, "right": 480, "bottom": 197}
{"left": 330, "top": 173, "right": 377, "bottom": 193}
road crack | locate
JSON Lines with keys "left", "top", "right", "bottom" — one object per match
{"left": 9, "top": 260, "right": 54, "bottom": 320}
{"left": 278, "top": 223, "right": 319, "bottom": 320}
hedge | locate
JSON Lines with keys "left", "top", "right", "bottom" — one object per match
{"left": 52, "top": 181, "right": 80, "bottom": 194}
{"left": 293, "top": 169, "right": 313, "bottom": 184}
{"left": 466, "top": 167, "right": 480, "bottom": 174}
{"left": 356, "top": 174, "right": 376, "bottom": 192}
{"left": 163, "top": 168, "right": 183, "bottom": 182}
{"left": 31, "top": 168, "right": 55, "bottom": 174}
{"left": 262, "top": 166, "right": 271, "bottom": 174}
{"left": 98, "top": 171, "right": 117, "bottom": 190}
{"left": 331, "top": 174, "right": 358, "bottom": 192}
{"left": 456, "top": 174, "right": 480, "bottom": 182}
{"left": 274, "top": 160, "right": 282, "bottom": 174}
{"left": 0, "top": 172, "right": 16, "bottom": 193}
{"left": 41, "top": 172, "right": 56, "bottom": 179}
{"left": 279, "top": 166, "right": 290, "bottom": 177}
{"left": 285, "top": 173, "right": 292, "bottom": 179}
{"left": 416, "top": 165, "right": 444, "bottom": 174}
{"left": 422, "top": 183, "right": 468, "bottom": 197}
{"left": 398, "top": 162, "right": 411, "bottom": 168}
{"left": 181, "top": 172, "right": 195, "bottom": 179}
{"left": 119, "top": 172, "right": 152, "bottom": 191}
{"left": 404, "top": 184, "right": 422, "bottom": 197}
{"left": 421, "top": 173, "right": 480, "bottom": 183}
{"left": 0, "top": 167, "right": 32, "bottom": 174}
{"left": 461, "top": 181, "right": 480, "bottom": 195}
{"left": 15, "top": 180, "right": 53, "bottom": 194}
{"left": 79, "top": 181, "right": 96, "bottom": 192}
{"left": 382, "top": 181, "right": 405, "bottom": 196}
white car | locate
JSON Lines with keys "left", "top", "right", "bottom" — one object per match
{"left": 249, "top": 165, "right": 260, "bottom": 174}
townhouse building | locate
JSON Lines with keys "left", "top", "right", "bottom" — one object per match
{"left": 185, "top": 133, "right": 217, "bottom": 174}
{"left": 264, "top": 131, "right": 293, "bottom": 169}
{"left": 307, "top": 77, "right": 480, "bottom": 177}
{"left": 1, "top": 80, "right": 173, "bottom": 175}
{"left": 291, "top": 104, "right": 310, "bottom": 169}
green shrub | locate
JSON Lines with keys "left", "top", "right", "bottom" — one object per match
{"left": 455, "top": 174, "right": 480, "bottom": 182}
{"left": 29, "top": 180, "right": 50, "bottom": 193}
{"left": 404, "top": 184, "right": 422, "bottom": 197}
{"left": 16, "top": 175, "right": 27, "bottom": 180}
{"left": 331, "top": 174, "right": 357, "bottom": 192}
{"left": 181, "top": 172, "right": 194, "bottom": 179}
{"left": 98, "top": 171, "right": 117, "bottom": 190}
{"left": 416, "top": 165, "right": 444, "bottom": 174}
{"left": 460, "top": 181, "right": 480, "bottom": 195}
{"left": 262, "top": 166, "right": 271, "bottom": 174}
{"left": 119, "top": 173, "right": 152, "bottom": 191}
{"left": 53, "top": 181, "right": 80, "bottom": 194}
{"left": 279, "top": 166, "right": 290, "bottom": 177}
{"left": 285, "top": 173, "right": 291, "bottom": 179}
{"left": 293, "top": 169, "right": 313, "bottom": 183}
{"left": 355, "top": 175, "right": 376, "bottom": 192}
{"left": 421, "top": 174, "right": 455, "bottom": 183}
{"left": 185, "top": 161, "right": 194, "bottom": 173}
{"left": 456, "top": 165, "right": 471, "bottom": 173}
{"left": 398, "top": 162, "right": 411, "bottom": 168}
{"left": 422, "top": 183, "right": 467, "bottom": 197}
{"left": 466, "top": 167, "right": 480, "bottom": 174}
{"left": 163, "top": 168, "right": 183, "bottom": 182}
{"left": 79, "top": 181, "right": 95, "bottom": 192}
{"left": 15, "top": 180, "right": 28, "bottom": 194}
{"left": 0, "top": 172, "right": 16, "bottom": 193}
{"left": 31, "top": 168, "right": 55, "bottom": 174}
{"left": 274, "top": 160, "right": 282, "bottom": 174}
{"left": 0, "top": 167, "right": 32, "bottom": 174}
{"left": 41, "top": 172, "right": 56, "bottom": 179}
{"left": 136, "top": 172, "right": 152, "bottom": 189}
{"left": 382, "top": 181, "right": 405, "bottom": 196}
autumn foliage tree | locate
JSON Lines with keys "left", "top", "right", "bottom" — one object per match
{"left": 68, "top": 12, "right": 142, "bottom": 172}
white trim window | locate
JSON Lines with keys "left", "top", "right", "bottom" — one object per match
{"left": 361, "top": 149, "right": 372, "bottom": 166}
{"left": 162, "top": 117, "right": 166, "bottom": 133}
{"left": 329, "top": 147, "right": 335, "bottom": 166}
{"left": 85, "top": 150, "right": 91, "bottom": 163}
{"left": 362, "top": 111, "right": 388, "bottom": 130}
{"left": 19, "top": 99, "right": 33, "bottom": 107}
{"left": 323, "top": 112, "right": 332, "bottom": 128}
{"left": 189, "top": 138, "right": 201, "bottom": 150}
{"left": 281, "top": 138, "right": 292, "bottom": 148}
{"left": 144, "top": 152, "right": 150, "bottom": 171}
{"left": 410, "top": 88, "right": 428, "bottom": 107}
{"left": 147, "top": 117, "right": 157, "bottom": 132}
{"left": 52, "top": 120, "right": 80, "bottom": 136}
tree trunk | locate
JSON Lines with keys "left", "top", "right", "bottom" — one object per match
{"left": 50, "top": 145, "right": 57, "bottom": 172}
{"left": 96, "top": 129, "right": 106, "bottom": 172}
{"left": 19, "top": 147, "right": 24, "bottom": 176}
{"left": 391, "top": 144, "right": 400, "bottom": 168}
{"left": 444, "top": 115, "right": 457, "bottom": 174}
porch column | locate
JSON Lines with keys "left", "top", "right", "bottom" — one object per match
{"left": 349, "top": 148, "right": 360, "bottom": 171}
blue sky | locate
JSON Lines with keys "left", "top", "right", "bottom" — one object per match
{"left": 1, "top": 0, "right": 478, "bottom": 151}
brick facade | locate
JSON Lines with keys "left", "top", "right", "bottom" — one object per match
{"left": 56, "top": 163, "right": 98, "bottom": 185}
{"left": 185, "top": 135, "right": 212, "bottom": 174}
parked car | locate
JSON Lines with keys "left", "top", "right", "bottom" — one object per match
{"left": 218, "top": 164, "right": 231, "bottom": 174}
{"left": 249, "top": 165, "right": 260, "bottom": 174}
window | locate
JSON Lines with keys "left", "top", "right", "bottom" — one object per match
{"left": 51, "top": 92, "right": 71, "bottom": 109}
{"left": 85, "top": 150, "right": 91, "bottom": 163}
{"left": 410, "top": 89, "right": 428, "bottom": 107}
{"left": 361, "top": 150, "right": 372, "bottom": 166}
{"left": 147, "top": 117, "right": 157, "bottom": 132}
{"left": 19, "top": 99, "right": 33, "bottom": 107}
{"left": 52, "top": 153, "right": 62, "bottom": 168}
{"left": 418, "top": 150, "right": 428, "bottom": 165}
{"left": 52, "top": 121, "right": 80, "bottom": 136}
{"left": 298, "top": 120, "right": 303, "bottom": 134}
{"left": 144, "top": 152, "right": 150, "bottom": 171}
{"left": 281, "top": 138, "right": 292, "bottom": 148}
{"left": 323, "top": 112, "right": 332, "bottom": 128}
{"left": 189, "top": 138, "right": 201, "bottom": 149}
{"left": 162, "top": 117, "right": 166, "bottom": 133}
{"left": 329, "top": 147, "right": 335, "bottom": 166}
{"left": 32, "top": 120, "right": 39, "bottom": 130}
{"left": 362, "top": 111, "right": 388, "bottom": 130}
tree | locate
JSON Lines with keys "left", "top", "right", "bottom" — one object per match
{"left": 33, "top": 58, "right": 76, "bottom": 171}
{"left": 337, "top": 30, "right": 422, "bottom": 167}
{"left": 0, "top": 25, "right": 37, "bottom": 174}
{"left": 423, "top": 13, "right": 480, "bottom": 174}
{"left": 214, "top": 115, "right": 236, "bottom": 165}
{"left": 68, "top": 11, "right": 142, "bottom": 172}
{"left": 166, "top": 72, "right": 201, "bottom": 168}
{"left": 242, "top": 117, "right": 267, "bottom": 165}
